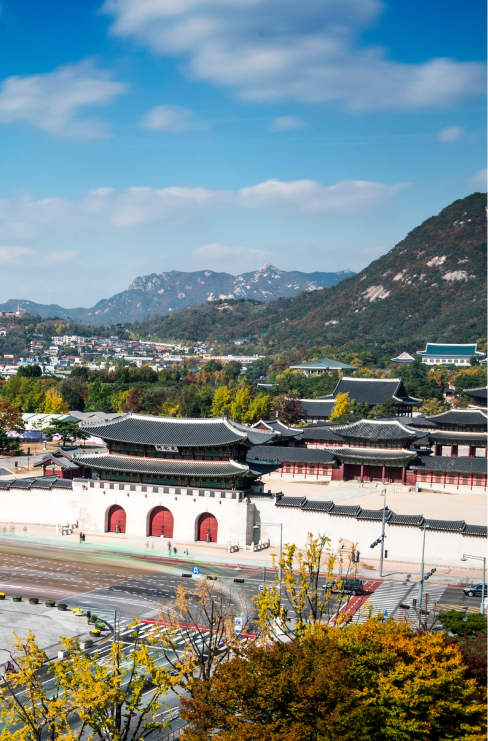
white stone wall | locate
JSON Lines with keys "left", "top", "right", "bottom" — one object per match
{"left": 0, "top": 481, "right": 484, "bottom": 566}
{"left": 251, "top": 498, "right": 486, "bottom": 568}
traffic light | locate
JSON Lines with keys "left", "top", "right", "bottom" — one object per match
{"left": 423, "top": 568, "right": 437, "bottom": 582}
{"left": 384, "top": 550, "right": 388, "bottom": 558}
{"left": 370, "top": 536, "right": 383, "bottom": 548}
{"left": 234, "top": 578, "right": 244, "bottom": 583}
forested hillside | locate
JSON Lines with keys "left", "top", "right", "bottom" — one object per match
{"left": 132, "top": 193, "right": 486, "bottom": 351}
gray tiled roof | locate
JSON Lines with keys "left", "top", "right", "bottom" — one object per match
{"left": 332, "top": 420, "right": 417, "bottom": 440}
{"left": 0, "top": 477, "right": 73, "bottom": 490}
{"left": 430, "top": 431, "right": 487, "bottom": 444}
{"left": 300, "top": 425, "right": 344, "bottom": 442}
{"left": 275, "top": 497, "right": 307, "bottom": 508}
{"left": 251, "top": 419, "right": 304, "bottom": 439}
{"left": 463, "top": 387, "right": 487, "bottom": 401}
{"left": 411, "top": 456, "right": 488, "bottom": 474}
{"left": 424, "top": 519, "right": 465, "bottom": 532}
{"left": 80, "top": 413, "right": 278, "bottom": 447}
{"left": 74, "top": 454, "right": 249, "bottom": 478}
{"left": 464, "top": 524, "right": 488, "bottom": 537}
{"left": 357, "top": 508, "right": 392, "bottom": 521}
{"left": 426, "top": 410, "right": 487, "bottom": 427}
{"left": 330, "top": 377, "right": 422, "bottom": 406}
{"left": 329, "top": 505, "right": 362, "bottom": 516}
{"left": 301, "top": 500, "right": 335, "bottom": 512}
{"left": 34, "top": 454, "right": 80, "bottom": 470}
{"left": 333, "top": 447, "right": 417, "bottom": 463}
{"left": 389, "top": 514, "right": 424, "bottom": 526}
{"left": 300, "top": 400, "right": 335, "bottom": 418}
{"left": 247, "top": 445, "right": 336, "bottom": 464}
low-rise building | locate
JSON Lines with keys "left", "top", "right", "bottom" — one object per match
{"left": 289, "top": 357, "right": 357, "bottom": 375}
{"left": 417, "top": 343, "right": 485, "bottom": 366}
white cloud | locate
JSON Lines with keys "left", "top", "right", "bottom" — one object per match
{"left": 268, "top": 116, "right": 306, "bottom": 132}
{"left": 102, "top": 0, "right": 485, "bottom": 109}
{"left": 141, "top": 104, "right": 198, "bottom": 131}
{"left": 237, "top": 178, "right": 408, "bottom": 212}
{"left": 438, "top": 126, "right": 462, "bottom": 143}
{"left": 472, "top": 169, "right": 487, "bottom": 188}
{"left": 0, "top": 246, "right": 34, "bottom": 264}
{"left": 0, "top": 176, "right": 405, "bottom": 240}
{"left": 0, "top": 59, "right": 126, "bottom": 138}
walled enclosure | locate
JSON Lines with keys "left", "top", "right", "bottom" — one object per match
{"left": 0, "top": 479, "right": 484, "bottom": 568}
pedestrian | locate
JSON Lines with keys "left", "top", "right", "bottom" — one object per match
{"left": 184, "top": 548, "right": 189, "bottom": 556}
{"left": 167, "top": 541, "right": 172, "bottom": 556}
{"left": 173, "top": 546, "right": 177, "bottom": 556}
{"left": 79, "top": 532, "right": 83, "bottom": 544}
{"left": 86, "top": 610, "right": 91, "bottom": 625}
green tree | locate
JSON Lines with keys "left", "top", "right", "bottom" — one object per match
{"left": 16, "top": 364, "right": 42, "bottom": 378}
{"left": 437, "top": 611, "right": 487, "bottom": 638}
{"left": 43, "top": 418, "right": 89, "bottom": 445}
{"left": 421, "top": 397, "right": 444, "bottom": 416}
{"left": 373, "top": 398, "right": 396, "bottom": 418}
{"left": 85, "top": 377, "right": 114, "bottom": 413}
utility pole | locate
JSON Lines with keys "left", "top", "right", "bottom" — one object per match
{"left": 418, "top": 522, "right": 430, "bottom": 613}
{"left": 378, "top": 489, "right": 387, "bottom": 578}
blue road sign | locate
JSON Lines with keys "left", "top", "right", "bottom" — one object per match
{"left": 259, "top": 585, "right": 265, "bottom": 592}
{"left": 192, "top": 566, "right": 200, "bottom": 575}
{"left": 235, "top": 617, "right": 243, "bottom": 634}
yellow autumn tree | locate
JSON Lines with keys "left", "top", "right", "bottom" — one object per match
{"left": 329, "top": 392, "right": 352, "bottom": 421}
{"left": 210, "top": 386, "right": 232, "bottom": 417}
{"left": 230, "top": 386, "right": 251, "bottom": 422}
{"left": 43, "top": 388, "right": 69, "bottom": 413}
{"left": 246, "top": 394, "right": 271, "bottom": 423}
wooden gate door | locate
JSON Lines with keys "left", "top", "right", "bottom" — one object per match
{"left": 108, "top": 505, "right": 126, "bottom": 533}
{"left": 150, "top": 507, "right": 174, "bottom": 537}
{"left": 198, "top": 513, "right": 218, "bottom": 542}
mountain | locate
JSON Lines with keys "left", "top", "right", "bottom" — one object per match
{"left": 0, "top": 265, "right": 354, "bottom": 326}
{"left": 131, "top": 193, "right": 487, "bottom": 348}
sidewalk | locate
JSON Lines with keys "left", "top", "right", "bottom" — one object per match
{"left": 0, "top": 524, "right": 482, "bottom": 584}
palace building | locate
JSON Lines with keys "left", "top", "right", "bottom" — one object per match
{"left": 72, "top": 413, "right": 282, "bottom": 490}
{"left": 250, "top": 410, "right": 487, "bottom": 490}
{"left": 300, "top": 377, "right": 422, "bottom": 423}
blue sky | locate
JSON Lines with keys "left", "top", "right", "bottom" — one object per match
{"left": 0, "top": 0, "right": 485, "bottom": 308}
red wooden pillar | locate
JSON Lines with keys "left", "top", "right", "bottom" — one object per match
{"left": 382, "top": 465, "right": 386, "bottom": 482}
{"left": 360, "top": 464, "right": 364, "bottom": 482}
{"left": 402, "top": 467, "right": 406, "bottom": 484}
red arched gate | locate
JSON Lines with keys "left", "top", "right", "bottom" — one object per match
{"left": 108, "top": 505, "right": 126, "bottom": 534}
{"left": 197, "top": 513, "right": 218, "bottom": 543}
{"left": 149, "top": 507, "right": 174, "bottom": 538}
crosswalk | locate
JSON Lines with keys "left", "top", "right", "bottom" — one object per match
{"left": 355, "top": 580, "right": 411, "bottom": 623}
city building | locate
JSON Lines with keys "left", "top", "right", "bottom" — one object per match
{"left": 416, "top": 343, "right": 485, "bottom": 366}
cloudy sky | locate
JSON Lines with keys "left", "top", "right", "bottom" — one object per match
{"left": 0, "top": 0, "right": 485, "bottom": 307}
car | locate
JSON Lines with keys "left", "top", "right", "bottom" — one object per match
{"left": 463, "top": 583, "right": 487, "bottom": 598}
{"left": 324, "top": 579, "right": 365, "bottom": 596}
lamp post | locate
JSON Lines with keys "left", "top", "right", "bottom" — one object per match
{"left": 461, "top": 554, "right": 486, "bottom": 615}
{"left": 254, "top": 522, "right": 283, "bottom": 582}
{"left": 418, "top": 521, "right": 430, "bottom": 612}
{"left": 378, "top": 489, "right": 387, "bottom": 578}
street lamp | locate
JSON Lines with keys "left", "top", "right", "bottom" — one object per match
{"left": 378, "top": 489, "right": 387, "bottom": 578}
{"left": 461, "top": 554, "right": 486, "bottom": 615}
{"left": 418, "top": 522, "right": 431, "bottom": 611}
{"left": 254, "top": 522, "right": 283, "bottom": 582}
